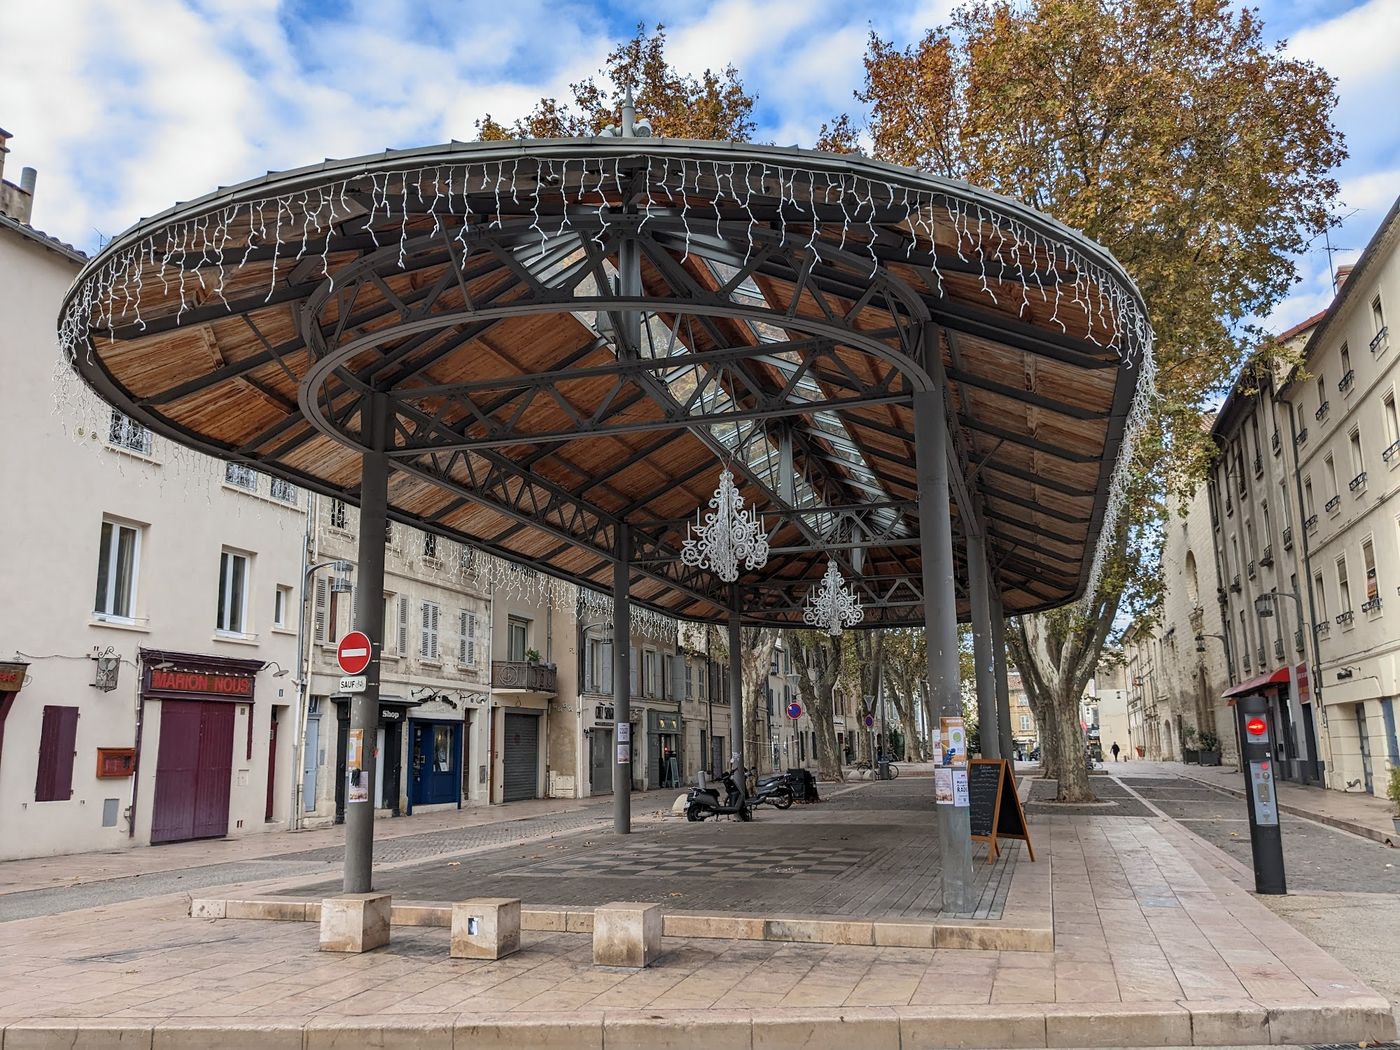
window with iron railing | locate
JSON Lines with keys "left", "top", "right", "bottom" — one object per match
{"left": 1231, "top": 575, "right": 1242, "bottom": 592}
{"left": 1315, "top": 400, "right": 1330, "bottom": 421}
{"left": 1260, "top": 545, "right": 1273, "bottom": 566}
{"left": 1282, "top": 526, "right": 1294, "bottom": 549}
{"left": 1295, "top": 426, "right": 1309, "bottom": 446}
{"left": 1248, "top": 560, "right": 1257, "bottom": 579}
{"left": 1371, "top": 325, "right": 1389, "bottom": 354}
{"left": 1305, "top": 514, "right": 1319, "bottom": 532}
{"left": 1316, "top": 620, "right": 1331, "bottom": 638}
{"left": 1339, "top": 370, "right": 1355, "bottom": 395}
{"left": 1336, "top": 610, "right": 1355, "bottom": 627}
{"left": 1294, "top": 628, "right": 1304, "bottom": 652}
{"left": 269, "top": 477, "right": 297, "bottom": 504}
{"left": 1350, "top": 472, "right": 1367, "bottom": 493}
{"left": 1385, "top": 439, "right": 1400, "bottom": 464}
{"left": 224, "top": 462, "right": 258, "bottom": 492}
{"left": 1326, "top": 494, "right": 1342, "bottom": 513}
{"left": 1271, "top": 431, "right": 1281, "bottom": 454}
{"left": 108, "top": 409, "right": 152, "bottom": 455}
{"left": 1274, "top": 638, "right": 1284, "bottom": 661}
{"left": 1256, "top": 646, "right": 1266, "bottom": 667}
{"left": 1253, "top": 453, "right": 1263, "bottom": 478}
{"left": 1361, "top": 597, "right": 1383, "bottom": 614}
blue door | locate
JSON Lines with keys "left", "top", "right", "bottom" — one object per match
{"left": 410, "top": 720, "right": 461, "bottom": 806}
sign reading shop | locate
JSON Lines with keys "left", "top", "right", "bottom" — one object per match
{"left": 141, "top": 649, "right": 261, "bottom": 701}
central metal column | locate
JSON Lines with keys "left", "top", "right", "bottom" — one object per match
{"left": 914, "top": 325, "right": 973, "bottom": 915}
{"left": 968, "top": 531, "right": 1000, "bottom": 759}
{"left": 728, "top": 592, "right": 745, "bottom": 800}
{"left": 613, "top": 525, "right": 632, "bottom": 833}
{"left": 990, "top": 590, "right": 1016, "bottom": 769}
{"left": 343, "top": 392, "right": 388, "bottom": 894}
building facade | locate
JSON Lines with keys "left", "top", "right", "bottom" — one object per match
{"left": 1277, "top": 199, "right": 1400, "bottom": 797}
{"left": 0, "top": 146, "right": 304, "bottom": 858}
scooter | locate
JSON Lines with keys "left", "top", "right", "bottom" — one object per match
{"left": 749, "top": 771, "right": 795, "bottom": 809}
{"left": 685, "top": 768, "right": 754, "bottom": 822}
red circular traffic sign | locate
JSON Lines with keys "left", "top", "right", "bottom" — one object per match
{"left": 337, "top": 631, "right": 373, "bottom": 675}
{"left": 1245, "top": 717, "right": 1267, "bottom": 737}
{"left": 787, "top": 701, "right": 803, "bottom": 720}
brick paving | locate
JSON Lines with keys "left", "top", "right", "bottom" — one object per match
{"left": 277, "top": 779, "right": 1017, "bottom": 920}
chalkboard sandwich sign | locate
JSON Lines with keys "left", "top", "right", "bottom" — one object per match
{"left": 968, "top": 758, "right": 1035, "bottom": 864}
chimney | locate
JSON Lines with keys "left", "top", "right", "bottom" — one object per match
{"left": 1334, "top": 264, "right": 1354, "bottom": 295}
{"left": 0, "top": 127, "right": 9, "bottom": 184}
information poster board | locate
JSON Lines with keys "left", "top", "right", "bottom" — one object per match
{"left": 967, "top": 758, "right": 1035, "bottom": 863}
{"left": 346, "top": 728, "right": 369, "bottom": 804}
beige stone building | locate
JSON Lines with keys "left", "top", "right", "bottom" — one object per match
{"left": 1276, "top": 198, "right": 1400, "bottom": 798}
{"left": 0, "top": 137, "right": 304, "bottom": 859}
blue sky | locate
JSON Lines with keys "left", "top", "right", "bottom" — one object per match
{"left": 3, "top": 0, "right": 1397, "bottom": 335}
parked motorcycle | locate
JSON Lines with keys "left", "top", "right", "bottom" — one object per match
{"left": 749, "top": 771, "right": 795, "bottom": 809}
{"left": 685, "top": 768, "right": 754, "bottom": 822}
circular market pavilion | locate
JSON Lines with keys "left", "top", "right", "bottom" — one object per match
{"left": 59, "top": 124, "right": 1153, "bottom": 913}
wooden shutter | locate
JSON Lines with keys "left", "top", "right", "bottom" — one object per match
{"left": 629, "top": 646, "right": 638, "bottom": 695}
{"left": 35, "top": 706, "right": 79, "bottom": 802}
{"left": 466, "top": 612, "right": 477, "bottom": 666}
{"left": 458, "top": 611, "right": 469, "bottom": 663}
{"left": 314, "top": 578, "right": 326, "bottom": 642}
{"left": 425, "top": 602, "right": 439, "bottom": 660}
{"left": 397, "top": 595, "right": 409, "bottom": 654}
{"left": 600, "top": 641, "right": 613, "bottom": 694}
{"left": 672, "top": 656, "right": 685, "bottom": 702}
{"left": 420, "top": 600, "right": 431, "bottom": 658}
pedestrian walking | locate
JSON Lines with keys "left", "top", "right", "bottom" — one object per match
{"left": 1111, "top": 741, "right": 1122, "bottom": 762}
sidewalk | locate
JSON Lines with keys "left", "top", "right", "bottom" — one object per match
{"left": 1118, "top": 760, "right": 1398, "bottom": 845}
{"left": 0, "top": 788, "right": 683, "bottom": 897}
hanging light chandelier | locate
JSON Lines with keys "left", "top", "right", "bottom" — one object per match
{"left": 803, "top": 558, "right": 865, "bottom": 636}
{"left": 680, "top": 468, "right": 769, "bottom": 583}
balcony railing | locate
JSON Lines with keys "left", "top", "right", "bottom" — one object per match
{"left": 1272, "top": 430, "right": 1282, "bottom": 454}
{"left": 1385, "top": 439, "right": 1400, "bottom": 464}
{"left": 1361, "top": 597, "right": 1383, "bottom": 614}
{"left": 1316, "top": 620, "right": 1331, "bottom": 638}
{"left": 1294, "top": 628, "right": 1305, "bottom": 652}
{"left": 1260, "top": 544, "right": 1273, "bottom": 567}
{"left": 1326, "top": 494, "right": 1342, "bottom": 514}
{"left": 1305, "top": 514, "right": 1319, "bottom": 532}
{"left": 1256, "top": 646, "right": 1266, "bottom": 667}
{"left": 1335, "top": 610, "right": 1355, "bottom": 627}
{"left": 1295, "top": 426, "right": 1309, "bottom": 446}
{"left": 1253, "top": 453, "right": 1264, "bottom": 478}
{"left": 1274, "top": 638, "right": 1285, "bottom": 661}
{"left": 1339, "top": 369, "right": 1355, "bottom": 395}
{"left": 1247, "top": 560, "right": 1257, "bottom": 579}
{"left": 1350, "top": 471, "right": 1367, "bottom": 493}
{"left": 1230, "top": 575, "right": 1242, "bottom": 593}
{"left": 1371, "top": 325, "right": 1389, "bottom": 354}
{"left": 1316, "top": 400, "right": 1330, "bottom": 421}
{"left": 491, "top": 660, "right": 558, "bottom": 692}
{"left": 1282, "top": 526, "right": 1294, "bottom": 549}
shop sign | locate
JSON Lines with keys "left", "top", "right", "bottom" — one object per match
{"left": 145, "top": 666, "right": 255, "bottom": 699}
{"left": 0, "top": 662, "right": 28, "bottom": 692}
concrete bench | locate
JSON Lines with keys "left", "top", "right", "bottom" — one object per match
{"left": 319, "top": 893, "right": 391, "bottom": 953}
{"left": 593, "top": 902, "right": 663, "bottom": 968}
{"left": 451, "top": 898, "right": 521, "bottom": 960}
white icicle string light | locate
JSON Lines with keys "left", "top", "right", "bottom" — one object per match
{"left": 680, "top": 467, "right": 769, "bottom": 583}
{"left": 803, "top": 558, "right": 864, "bottom": 637}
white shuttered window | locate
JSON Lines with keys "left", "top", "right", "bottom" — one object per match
{"left": 420, "top": 600, "right": 440, "bottom": 660}
{"left": 397, "top": 595, "right": 410, "bottom": 654}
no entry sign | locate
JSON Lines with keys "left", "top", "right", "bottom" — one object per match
{"left": 787, "top": 701, "right": 803, "bottom": 720}
{"left": 337, "top": 631, "right": 373, "bottom": 675}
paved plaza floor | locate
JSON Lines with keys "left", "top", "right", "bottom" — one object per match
{"left": 279, "top": 779, "right": 1018, "bottom": 921}
{"left": 0, "top": 772, "right": 1394, "bottom": 1047}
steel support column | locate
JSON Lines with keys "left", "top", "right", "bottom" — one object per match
{"left": 914, "top": 327, "right": 973, "bottom": 915}
{"left": 343, "top": 392, "right": 388, "bottom": 894}
{"left": 990, "top": 590, "right": 1016, "bottom": 770}
{"left": 728, "top": 594, "right": 745, "bottom": 801}
{"left": 968, "top": 531, "right": 1000, "bottom": 760}
{"left": 613, "top": 525, "right": 632, "bottom": 833}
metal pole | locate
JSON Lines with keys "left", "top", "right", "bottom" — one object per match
{"left": 990, "top": 590, "right": 1015, "bottom": 768}
{"left": 914, "top": 325, "right": 973, "bottom": 915}
{"left": 728, "top": 592, "right": 745, "bottom": 802}
{"left": 967, "top": 531, "right": 1000, "bottom": 759}
{"left": 613, "top": 525, "right": 631, "bottom": 833}
{"left": 877, "top": 672, "right": 888, "bottom": 779}
{"left": 343, "top": 392, "right": 388, "bottom": 894}
{"left": 1236, "top": 695, "right": 1287, "bottom": 893}
{"left": 290, "top": 497, "right": 313, "bottom": 831}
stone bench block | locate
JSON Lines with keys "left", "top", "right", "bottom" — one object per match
{"left": 593, "top": 901, "right": 663, "bottom": 968}
{"left": 319, "top": 892, "right": 391, "bottom": 953}
{"left": 451, "top": 897, "right": 521, "bottom": 960}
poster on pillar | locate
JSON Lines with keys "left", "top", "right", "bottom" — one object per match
{"left": 616, "top": 744, "right": 630, "bottom": 765}
{"left": 346, "top": 728, "right": 369, "bottom": 804}
{"left": 941, "top": 718, "right": 967, "bottom": 765}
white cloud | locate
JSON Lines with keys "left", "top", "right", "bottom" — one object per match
{"left": 1288, "top": 0, "right": 1400, "bottom": 84}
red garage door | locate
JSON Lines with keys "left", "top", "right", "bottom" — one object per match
{"left": 150, "top": 700, "right": 235, "bottom": 844}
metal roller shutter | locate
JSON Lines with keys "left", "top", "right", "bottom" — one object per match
{"left": 502, "top": 713, "right": 540, "bottom": 802}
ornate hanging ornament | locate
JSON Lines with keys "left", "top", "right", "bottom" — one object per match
{"left": 803, "top": 558, "right": 864, "bottom": 637}
{"left": 680, "top": 468, "right": 769, "bottom": 583}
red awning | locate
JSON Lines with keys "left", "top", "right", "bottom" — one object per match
{"left": 1222, "top": 665, "right": 1301, "bottom": 698}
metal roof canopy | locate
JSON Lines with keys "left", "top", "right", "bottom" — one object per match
{"left": 60, "top": 138, "right": 1152, "bottom": 628}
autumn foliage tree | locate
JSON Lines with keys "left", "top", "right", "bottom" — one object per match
{"left": 478, "top": 24, "right": 756, "bottom": 141}
{"left": 823, "top": 0, "right": 1343, "bottom": 799}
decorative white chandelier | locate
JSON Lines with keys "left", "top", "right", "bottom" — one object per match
{"left": 803, "top": 558, "right": 865, "bottom": 636}
{"left": 680, "top": 468, "right": 769, "bottom": 583}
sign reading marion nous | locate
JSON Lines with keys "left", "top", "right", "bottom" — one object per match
{"left": 144, "top": 667, "right": 255, "bottom": 698}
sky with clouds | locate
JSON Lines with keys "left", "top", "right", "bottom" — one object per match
{"left": 3, "top": 0, "right": 1397, "bottom": 336}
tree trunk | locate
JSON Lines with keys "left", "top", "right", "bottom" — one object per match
{"left": 790, "top": 632, "right": 845, "bottom": 781}
{"left": 739, "top": 628, "right": 776, "bottom": 777}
